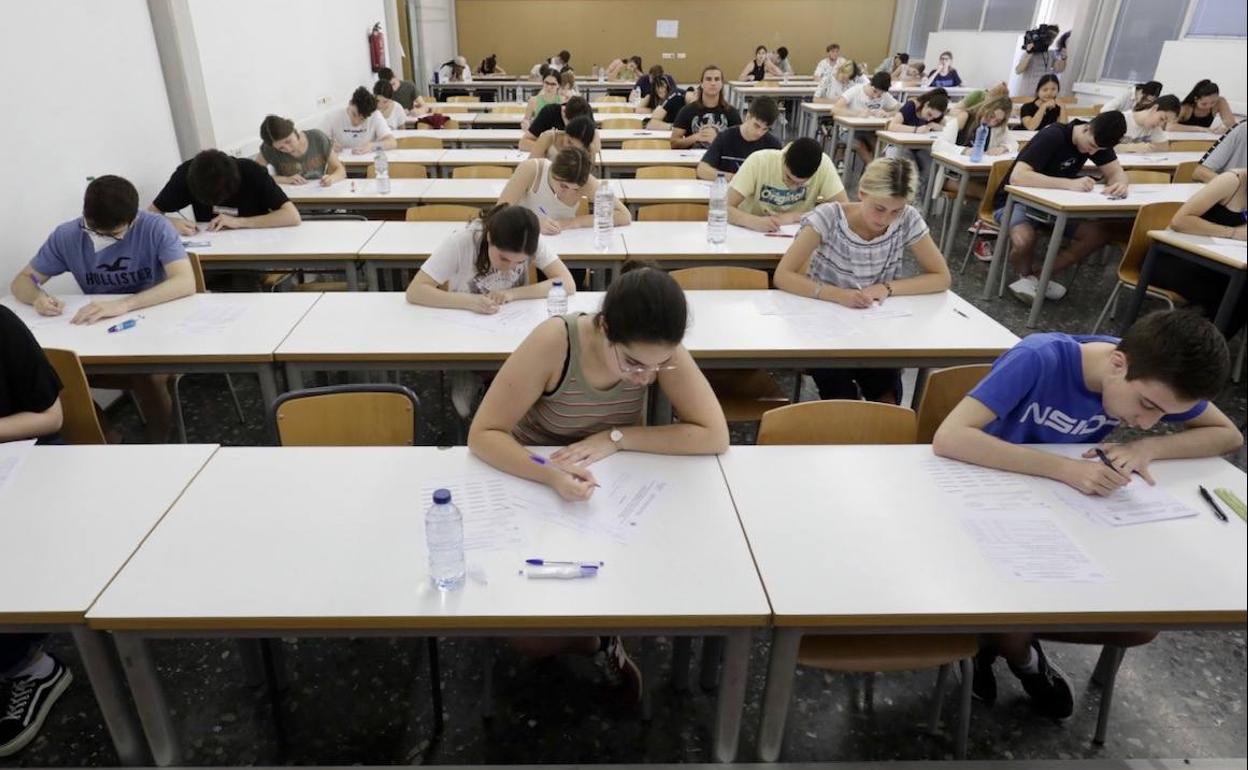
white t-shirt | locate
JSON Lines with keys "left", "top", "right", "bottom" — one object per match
{"left": 420, "top": 222, "right": 559, "bottom": 294}
{"left": 327, "top": 110, "right": 393, "bottom": 150}
{"left": 813, "top": 56, "right": 843, "bottom": 80}
{"left": 379, "top": 102, "right": 407, "bottom": 131}
{"left": 1122, "top": 110, "right": 1166, "bottom": 145}
{"left": 1101, "top": 89, "right": 1138, "bottom": 114}
{"left": 838, "top": 83, "right": 899, "bottom": 113}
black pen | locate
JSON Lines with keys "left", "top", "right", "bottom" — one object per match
{"left": 1093, "top": 448, "right": 1130, "bottom": 481}
{"left": 1199, "top": 485, "right": 1229, "bottom": 522}
{"left": 952, "top": 307, "right": 969, "bottom": 318}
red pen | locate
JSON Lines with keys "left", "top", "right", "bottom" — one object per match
{"left": 764, "top": 232, "right": 795, "bottom": 238}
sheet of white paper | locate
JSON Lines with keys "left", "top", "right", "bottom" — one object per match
{"left": 961, "top": 509, "right": 1109, "bottom": 583}
{"left": 21, "top": 296, "right": 94, "bottom": 328}
{"left": 921, "top": 456, "right": 1045, "bottom": 513}
{"left": 1047, "top": 480, "right": 1198, "bottom": 527}
{"left": 170, "top": 304, "right": 250, "bottom": 335}
{"left": 0, "top": 439, "right": 37, "bottom": 498}
{"left": 780, "top": 311, "right": 863, "bottom": 338}
{"left": 655, "top": 19, "right": 679, "bottom": 38}
{"left": 418, "top": 473, "right": 525, "bottom": 551}
{"left": 441, "top": 300, "right": 549, "bottom": 334}
{"left": 852, "top": 303, "right": 914, "bottom": 321}
{"left": 753, "top": 292, "right": 824, "bottom": 315}
{"left": 510, "top": 456, "right": 666, "bottom": 543}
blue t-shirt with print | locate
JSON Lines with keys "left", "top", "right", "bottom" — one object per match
{"left": 30, "top": 211, "right": 186, "bottom": 294}
{"left": 969, "top": 332, "right": 1207, "bottom": 444}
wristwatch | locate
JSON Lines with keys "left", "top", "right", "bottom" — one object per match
{"left": 609, "top": 429, "right": 625, "bottom": 447}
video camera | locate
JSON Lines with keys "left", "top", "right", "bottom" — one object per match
{"left": 1023, "top": 24, "right": 1061, "bottom": 53}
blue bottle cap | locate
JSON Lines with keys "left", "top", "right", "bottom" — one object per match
{"left": 433, "top": 488, "right": 452, "bottom": 504}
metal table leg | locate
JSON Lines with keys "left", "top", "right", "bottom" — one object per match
{"left": 114, "top": 633, "right": 181, "bottom": 767}
{"left": 1029, "top": 211, "right": 1068, "bottom": 327}
{"left": 71, "top": 627, "right": 150, "bottom": 766}
{"left": 757, "top": 627, "right": 802, "bottom": 761}
{"left": 940, "top": 173, "right": 970, "bottom": 258}
{"left": 982, "top": 195, "right": 1015, "bottom": 300}
{"left": 711, "top": 629, "right": 750, "bottom": 763}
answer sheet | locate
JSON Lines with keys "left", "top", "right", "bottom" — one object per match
{"left": 418, "top": 473, "right": 525, "bottom": 551}
{"left": 0, "top": 439, "right": 36, "bottom": 498}
{"left": 961, "top": 509, "right": 1109, "bottom": 583}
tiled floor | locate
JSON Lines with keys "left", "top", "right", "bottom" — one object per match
{"left": 5, "top": 215, "right": 1245, "bottom": 766}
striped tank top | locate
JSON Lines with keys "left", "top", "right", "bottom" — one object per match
{"left": 512, "top": 314, "right": 648, "bottom": 445}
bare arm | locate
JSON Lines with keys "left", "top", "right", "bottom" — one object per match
{"left": 518, "top": 130, "right": 541, "bottom": 151}
{"left": 1128, "top": 404, "right": 1244, "bottom": 461}
{"left": 10, "top": 265, "right": 48, "bottom": 306}
{"left": 523, "top": 96, "right": 538, "bottom": 122}
{"left": 528, "top": 131, "right": 555, "bottom": 160}
{"left": 118, "top": 258, "right": 196, "bottom": 312}
{"left": 1019, "top": 104, "right": 1046, "bottom": 131}
{"left": 726, "top": 187, "right": 777, "bottom": 232}
{"left": 1014, "top": 51, "right": 1032, "bottom": 75}
{"left": 1192, "top": 164, "right": 1219, "bottom": 183}
{"left": 669, "top": 125, "right": 700, "bottom": 150}
{"left": 503, "top": 258, "right": 576, "bottom": 300}
{"left": 696, "top": 161, "right": 729, "bottom": 181}
{"left": 830, "top": 95, "right": 862, "bottom": 118}
{"left": 323, "top": 151, "right": 346, "bottom": 183}
{"left": 497, "top": 161, "right": 538, "bottom": 206}
{"left": 405, "top": 271, "right": 495, "bottom": 310}
{"left": 236, "top": 201, "right": 302, "bottom": 229}
{"left": 1172, "top": 172, "right": 1245, "bottom": 237}
{"left": 739, "top": 62, "right": 754, "bottom": 80}
{"left": 1010, "top": 159, "right": 1090, "bottom": 191}
{"left": 1216, "top": 97, "right": 1238, "bottom": 130}
{"left": 0, "top": 399, "right": 62, "bottom": 442}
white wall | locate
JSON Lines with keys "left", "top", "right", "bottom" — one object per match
{"left": 1156, "top": 38, "right": 1247, "bottom": 111}
{"left": 925, "top": 30, "right": 1022, "bottom": 90}
{"left": 0, "top": 1, "right": 182, "bottom": 293}
{"left": 187, "top": 0, "right": 391, "bottom": 156}
{"left": 413, "top": 0, "right": 458, "bottom": 90}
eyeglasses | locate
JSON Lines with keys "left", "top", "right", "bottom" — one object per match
{"left": 613, "top": 345, "right": 677, "bottom": 375}
{"left": 81, "top": 222, "right": 129, "bottom": 242}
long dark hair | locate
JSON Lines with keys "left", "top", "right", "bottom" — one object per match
{"left": 1033, "top": 74, "right": 1060, "bottom": 98}
{"left": 697, "top": 64, "right": 728, "bottom": 109}
{"left": 473, "top": 204, "right": 540, "bottom": 277}
{"left": 480, "top": 54, "right": 497, "bottom": 73}
{"left": 550, "top": 146, "right": 593, "bottom": 186}
{"left": 596, "top": 261, "right": 688, "bottom": 345}
{"left": 1182, "top": 79, "right": 1219, "bottom": 106}
{"left": 913, "top": 88, "right": 949, "bottom": 115}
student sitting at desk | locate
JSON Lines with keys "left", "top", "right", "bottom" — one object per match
{"left": 527, "top": 115, "right": 601, "bottom": 161}
{"left": 727, "top": 138, "right": 848, "bottom": 232}
{"left": 373, "top": 80, "right": 410, "bottom": 131}
{"left": 696, "top": 96, "right": 782, "bottom": 181}
{"left": 813, "top": 43, "right": 844, "bottom": 80}
{"left": 775, "top": 158, "right": 949, "bottom": 403}
{"left": 150, "top": 150, "right": 301, "bottom": 236}
{"left": 671, "top": 65, "right": 741, "bottom": 150}
{"left": 991, "top": 111, "right": 1128, "bottom": 304}
{"left": 741, "top": 45, "right": 783, "bottom": 82}
{"left": 933, "top": 309, "right": 1240, "bottom": 718}
{"left": 500, "top": 147, "right": 631, "bottom": 235}
{"left": 476, "top": 54, "right": 506, "bottom": 76}
{"left": 525, "top": 67, "right": 564, "bottom": 126}
{"left": 1018, "top": 75, "right": 1066, "bottom": 131}
{"left": 1149, "top": 170, "right": 1248, "bottom": 334}
{"left": 376, "top": 66, "right": 420, "bottom": 111}
{"left": 832, "top": 71, "right": 901, "bottom": 169}
{"left": 1193, "top": 122, "right": 1246, "bottom": 183}
{"left": 1100, "top": 80, "right": 1162, "bottom": 114}
{"left": 12, "top": 175, "right": 195, "bottom": 442}
{"left": 519, "top": 96, "right": 593, "bottom": 152}
{"left": 1117, "top": 94, "right": 1181, "bottom": 153}
{"left": 1173, "top": 80, "right": 1238, "bottom": 135}
{"left": 467, "top": 262, "right": 727, "bottom": 706}
{"left": 771, "top": 46, "right": 795, "bottom": 76}
{"left": 328, "top": 87, "right": 397, "bottom": 155}
{"left": 885, "top": 88, "right": 950, "bottom": 180}
{"left": 814, "top": 59, "right": 859, "bottom": 105}
{"left": 255, "top": 115, "right": 345, "bottom": 187}
{"left": 640, "top": 72, "right": 692, "bottom": 130}
{"left": 923, "top": 51, "right": 962, "bottom": 88}
{"left": 934, "top": 94, "right": 1017, "bottom": 160}
{"left": 630, "top": 63, "right": 678, "bottom": 104}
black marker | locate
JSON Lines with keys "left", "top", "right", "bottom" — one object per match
{"left": 1199, "top": 485, "right": 1229, "bottom": 523}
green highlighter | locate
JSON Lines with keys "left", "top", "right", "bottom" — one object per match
{"left": 1214, "top": 488, "right": 1246, "bottom": 521}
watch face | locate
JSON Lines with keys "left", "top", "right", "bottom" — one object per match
{"left": 610, "top": 429, "right": 624, "bottom": 443}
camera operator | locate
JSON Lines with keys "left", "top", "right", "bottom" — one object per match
{"left": 1014, "top": 24, "right": 1068, "bottom": 98}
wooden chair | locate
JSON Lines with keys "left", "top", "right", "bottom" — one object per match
{"left": 959, "top": 158, "right": 1014, "bottom": 275}
{"left": 492, "top": 105, "right": 527, "bottom": 114}
{"left": 42, "top": 348, "right": 106, "bottom": 444}
{"left": 447, "top": 95, "right": 480, "bottom": 103}
{"left": 368, "top": 163, "right": 427, "bottom": 179}
{"left": 434, "top": 104, "right": 469, "bottom": 113}
{"left": 271, "top": 384, "right": 421, "bottom": 446}
{"left": 638, "top": 203, "right": 709, "bottom": 221}
{"left": 635, "top": 166, "right": 696, "bottom": 180}
{"left": 914, "top": 364, "right": 992, "bottom": 443}
{"left": 406, "top": 204, "right": 482, "bottom": 222}
{"left": 1168, "top": 139, "right": 1214, "bottom": 152}
{"left": 1125, "top": 170, "right": 1170, "bottom": 184}
{"left": 601, "top": 118, "right": 643, "bottom": 129}
{"left": 1063, "top": 104, "right": 1103, "bottom": 120}
{"left": 1092, "top": 202, "right": 1185, "bottom": 332}
{"left": 398, "top": 136, "right": 443, "bottom": 150}
{"left": 755, "top": 398, "right": 973, "bottom": 759}
{"left": 452, "top": 165, "right": 514, "bottom": 179}
{"left": 622, "top": 139, "right": 672, "bottom": 150}
{"left": 599, "top": 95, "right": 627, "bottom": 103}
{"left": 1056, "top": 95, "right": 1078, "bottom": 104}
{"left": 669, "top": 268, "right": 789, "bottom": 423}
{"left": 1010, "top": 95, "right": 1032, "bottom": 104}
{"left": 1172, "top": 160, "right": 1200, "bottom": 183}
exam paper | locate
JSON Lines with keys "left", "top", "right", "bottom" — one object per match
{"left": 418, "top": 473, "right": 525, "bottom": 551}
{"left": 441, "top": 300, "right": 549, "bottom": 334}
{"left": 20, "top": 296, "right": 94, "bottom": 328}
{"left": 0, "top": 439, "right": 36, "bottom": 498}
{"left": 511, "top": 456, "right": 666, "bottom": 543}
{"left": 1047, "top": 480, "right": 1198, "bottom": 527}
{"left": 961, "top": 509, "right": 1109, "bottom": 583}
{"left": 921, "top": 456, "right": 1043, "bottom": 513}
{"left": 170, "top": 303, "right": 250, "bottom": 335}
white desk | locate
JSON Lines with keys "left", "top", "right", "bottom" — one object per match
{"left": 620, "top": 222, "right": 791, "bottom": 270}
{"left": 2, "top": 292, "right": 321, "bottom": 407}
{"left": 336, "top": 148, "right": 444, "bottom": 168}
{"left": 987, "top": 183, "right": 1202, "bottom": 326}
{"left": 393, "top": 128, "right": 670, "bottom": 148}
{"left": 720, "top": 444, "right": 1247, "bottom": 760}
{"left": 1, "top": 444, "right": 218, "bottom": 765}
{"left": 1122, "top": 229, "right": 1248, "bottom": 335}
{"left": 797, "top": 102, "right": 835, "bottom": 141}
{"left": 281, "top": 178, "right": 431, "bottom": 210}
{"left": 88, "top": 446, "right": 768, "bottom": 764}
{"left": 415, "top": 177, "right": 505, "bottom": 204}
{"left": 410, "top": 102, "right": 648, "bottom": 113}
{"left": 598, "top": 149, "right": 705, "bottom": 178}
{"left": 435, "top": 148, "right": 533, "bottom": 174}
{"left": 616, "top": 178, "right": 711, "bottom": 211}
{"left": 185, "top": 221, "right": 383, "bottom": 290}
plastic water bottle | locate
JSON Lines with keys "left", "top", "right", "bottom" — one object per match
{"left": 547, "top": 279, "right": 568, "bottom": 316}
{"left": 374, "top": 148, "right": 391, "bottom": 194}
{"left": 597, "top": 65, "right": 605, "bottom": 83}
{"left": 969, "top": 123, "right": 989, "bottom": 163}
{"left": 593, "top": 185, "right": 614, "bottom": 250}
{"left": 426, "top": 489, "right": 465, "bottom": 591}
{"left": 707, "top": 174, "right": 728, "bottom": 244}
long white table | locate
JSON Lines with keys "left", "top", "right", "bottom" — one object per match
{"left": 1, "top": 292, "right": 321, "bottom": 408}
{"left": 184, "top": 221, "right": 383, "bottom": 290}
{"left": 1122, "top": 228, "right": 1248, "bottom": 334}
{"left": 1, "top": 444, "right": 218, "bottom": 765}
{"left": 393, "top": 128, "right": 671, "bottom": 148}
{"left": 87, "top": 446, "right": 769, "bottom": 765}
{"left": 720, "top": 444, "right": 1247, "bottom": 760}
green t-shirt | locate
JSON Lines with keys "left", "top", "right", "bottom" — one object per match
{"left": 729, "top": 147, "right": 845, "bottom": 216}
{"left": 260, "top": 129, "right": 333, "bottom": 179}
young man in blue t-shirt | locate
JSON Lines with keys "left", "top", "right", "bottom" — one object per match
{"left": 8, "top": 175, "right": 195, "bottom": 442}
{"left": 933, "top": 310, "right": 1241, "bottom": 719}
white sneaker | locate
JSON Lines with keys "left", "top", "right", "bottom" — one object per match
{"left": 1041, "top": 278, "right": 1067, "bottom": 301}
{"left": 449, "top": 371, "right": 481, "bottom": 418}
{"left": 1008, "top": 275, "right": 1039, "bottom": 304}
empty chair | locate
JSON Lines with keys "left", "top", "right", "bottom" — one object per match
{"left": 452, "top": 165, "right": 514, "bottom": 179}
{"left": 1091, "top": 201, "right": 1184, "bottom": 333}
{"left": 447, "top": 95, "right": 480, "bottom": 103}
{"left": 398, "top": 136, "right": 443, "bottom": 150}
{"left": 406, "top": 204, "right": 482, "bottom": 222}
{"left": 601, "top": 118, "right": 643, "bottom": 129}
{"left": 271, "top": 384, "right": 421, "bottom": 446}
{"left": 42, "top": 348, "right": 107, "bottom": 444}
{"left": 758, "top": 400, "right": 917, "bottom": 445}
{"left": 622, "top": 139, "right": 672, "bottom": 150}
{"left": 914, "top": 364, "right": 992, "bottom": 443}
{"left": 638, "top": 203, "right": 709, "bottom": 221}
{"left": 635, "top": 166, "right": 696, "bottom": 180}
{"left": 1171, "top": 160, "right": 1199, "bottom": 183}
{"left": 1167, "top": 139, "right": 1215, "bottom": 152}
{"left": 368, "top": 163, "right": 427, "bottom": 179}
{"left": 959, "top": 158, "right": 1014, "bottom": 275}
{"left": 1125, "top": 170, "right": 1170, "bottom": 184}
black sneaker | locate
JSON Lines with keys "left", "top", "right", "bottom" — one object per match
{"left": 595, "top": 636, "right": 642, "bottom": 710}
{"left": 972, "top": 644, "right": 999, "bottom": 705}
{"left": 0, "top": 656, "right": 73, "bottom": 757}
{"left": 1009, "top": 641, "right": 1074, "bottom": 719}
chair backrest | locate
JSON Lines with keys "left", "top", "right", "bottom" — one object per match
{"left": 669, "top": 267, "right": 769, "bottom": 290}
{"left": 42, "top": 348, "right": 106, "bottom": 444}
{"left": 187, "top": 251, "right": 207, "bottom": 293}
{"left": 757, "top": 400, "right": 918, "bottom": 445}
{"left": 436, "top": 105, "right": 469, "bottom": 113}
{"left": 405, "top": 204, "right": 483, "bottom": 222}
{"left": 977, "top": 158, "right": 1015, "bottom": 223}
{"left": 493, "top": 105, "right": 527, "bottom": 114}
{"left": 1010, "top": 95, "right": 1032, "bottom": 104}
{"left": 397, "top": 136, "right": 443, "bottom": 150}
{"left": 1168, "top": 139, "right": 1214, "bottom": 152}
{"left": 635, "top": 165, "right": 696, "bottom": 179}
{"left": 914, "top": 364, "right": 992, "bottom": 443}
{"left": 622, "top": 139, "right": 672, "bottom": 150}
{"left": 1063, "top": 105, "right": 1102, "bottom": 120}
{"left": 368, "top": 162, "right": 426, "bottom": 179}
{"left": 1171, "top": 160, "right": 1199, "bottom": 184}
{"left": 1125, "top": 169, "right": 1170, "bottom": 184}
{"left": 598, "top": 106, "right": 637, "bottom": 114}
{"left": 447, "top": 95, "right": 480, "bottom": 103}
{"left": 271, "top": 385, "right": 421, "bottom": 446}
{"left": 638, "top": 203, "right": 710, "bottom": 221}
{"left": 452, "top": 165, "right": 514, "bottom": 179}
{"left": 1117, "top": 201, "right": 1184, "bottom": 281}
{"left": 599, "top": 95, "right": 627, "bottom": 103}
{"left": 601, "top": 118, "right": 642, "bottom": 129}
{"left": 1056, "top": 95, "right": 1078, "bottom": 105}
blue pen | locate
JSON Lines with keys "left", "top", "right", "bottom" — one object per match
{"left": 530, "top": 454, "right": 601, "bottom": 487}
{"left": 108, "top": 319, "right": 138, "bottom": 333}
{"left": 525, "top": 558, "right": 604, "bottom": 567}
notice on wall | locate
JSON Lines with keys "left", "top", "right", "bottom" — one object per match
{"left": 655, "top": 19, "right": 679, "bottom": 38}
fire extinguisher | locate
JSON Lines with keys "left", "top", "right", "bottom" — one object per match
{"left": 368, "top": 23, "right": 385, "bottom": 72}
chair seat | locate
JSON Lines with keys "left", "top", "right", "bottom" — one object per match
{"left": 704, "top": 369, "right": 790, "bottom": 423}
{"left": 1115, "top": 269, "right": 1186, "bottom": 304}
{"left": 293, "top": 280, "right": 349, "bottom": 292}
{"left": 797, "top": 633, "right": 978, "bottom": 673}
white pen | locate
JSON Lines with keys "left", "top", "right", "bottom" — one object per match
{"left": 522, "top": 564, "right": 600, "bottom": 580}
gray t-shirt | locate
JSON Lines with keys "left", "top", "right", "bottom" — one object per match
{"left": 260, "top": 129, "right": 333, "bottom": 178}
{"left": 393, "top": 80, "right": 419, "bottom": 110}
{"left": 800, "top": 201, "right": 929, "bottom": 288}
{"left": 1200, "top": 122, "right": 1247, "bottom": 174}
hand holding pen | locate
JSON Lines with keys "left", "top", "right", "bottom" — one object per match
{"left": 29, "top": 274, "right": 64, "bottom": 316}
